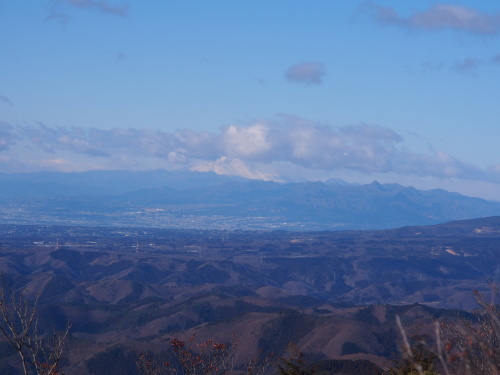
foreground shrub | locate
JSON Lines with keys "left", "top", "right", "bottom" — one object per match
{"left": 389, "top": 289, "right": 500, "bottom": 375}
{"left": 137, "top": 334, "right": 275, "bottom": 375}
{"left": 438, "top": 290, "right": 500, "bottom": 375}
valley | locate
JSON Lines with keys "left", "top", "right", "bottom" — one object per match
{"left": 0, "top": 217, "right": 499, "bottom": 374}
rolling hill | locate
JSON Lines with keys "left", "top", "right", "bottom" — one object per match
{"left": 0, "top": 217, "right": 498, "bottom": 374}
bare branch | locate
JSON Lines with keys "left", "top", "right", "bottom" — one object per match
{"left": 395, "top": 315, "right": 425, "bottom": 375}
{"left": 0, "top": 277, "right": 70, "bottom": 375}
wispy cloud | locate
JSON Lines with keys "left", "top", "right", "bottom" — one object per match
{"left": 44, "top": 12, "right": 72, "bottom": 26}
{"left": 49, "top": 0, "right": 129, "bottom": 18}
{"left": 0, "top": 122, "right": 17, "bottom": 151}
{"left": 422, "top": 53, "right": 500, "bottom": 74}
{"left": 0, "top": 94, "right": 13, "bottom": 106}
{"left": 285, "top": 62, "right": 326, "bottom": 85}
{"left": 115, "top": 52, "right": 126, "bottom": 61}
{"left": 491, "top": 54, "right": 500, "bottom": 64}
{"left": 361, "top": 2, "right": 500, "bottom": 35}
{"left": 3, "top": 117, "right": 495, "bottom": 184}
{"left": 453, "top": 57, "right": 482, "bottom": 73}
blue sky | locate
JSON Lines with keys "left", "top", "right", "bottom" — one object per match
{"left": 1, "top": 1, "right": 500, "bottom": 199}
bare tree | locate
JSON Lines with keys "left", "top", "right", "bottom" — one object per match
{"left": 0, "top": 279, "right": 70, "bottom": 375}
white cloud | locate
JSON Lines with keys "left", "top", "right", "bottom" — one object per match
{"left": 222, "top": 123, "right": 272, "bottom": 159}
{"left": 361, "top": 2, "right": 500, "bottom": 35}
{"left": 285, "top": 62, "right": 326, "bottom": 85}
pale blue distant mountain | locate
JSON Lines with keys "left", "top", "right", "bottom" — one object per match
{"left": 1, "top": 170, "right": 499, "bottom": 230}
{"left": 0, "top": 169, "right": 245, "bottom": 197}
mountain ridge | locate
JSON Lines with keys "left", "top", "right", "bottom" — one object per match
{"left": 1, "top": 169, "right": 499, "bottom": 230}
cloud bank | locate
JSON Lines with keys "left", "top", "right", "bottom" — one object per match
{"left": 1, "top": 117, "right": 496, "bottom": 185}
{"left": 286, "top": 62, "right": 326, "bottom": 85}
{"left": 362, "top": 2, "right": 500, "bottom": 35}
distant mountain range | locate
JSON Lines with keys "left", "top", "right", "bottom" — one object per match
{"left": 1, "top": 169, "right": 500, "bottom": 230}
